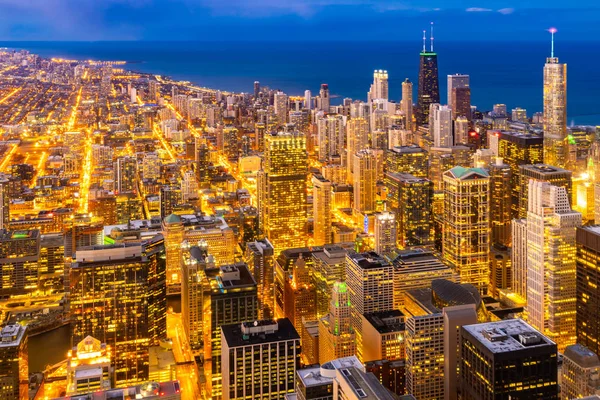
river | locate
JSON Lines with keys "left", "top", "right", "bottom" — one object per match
{"left": 28, "top": 296, "right": 182, "bottom": 373}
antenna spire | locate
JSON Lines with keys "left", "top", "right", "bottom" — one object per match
{"left": 549, "top": 27, "right": 557, "bottom": 58}
{"left": 430, "top": 22, "right": 434, "bottom": 52}
{"left": 422, "top": 30, "right": 426, "bottom": 52}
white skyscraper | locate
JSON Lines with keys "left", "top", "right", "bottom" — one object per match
{"left": 372, "top": 69, "right": 389, "bottom": 100}
{"left": 317, "top": 114, "right": 346, "bottom": 163}
{"left": 374, "top": 210, "right": 396, "bottom": 256}
{"left": 525, "top": 180, "right": 581, "bottom": 352}
{"left": 304, "top": 90, "right": 312, "bottom": 110}
{"left": 181, "top": 169, "right": 199, "bottom": 202}
{"left": 432, "top": 105, "right": 453, "bottom": 147}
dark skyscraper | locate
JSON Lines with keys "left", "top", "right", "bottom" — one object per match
{"left": 417, "top": 26, "right": 440, "bottom": 125}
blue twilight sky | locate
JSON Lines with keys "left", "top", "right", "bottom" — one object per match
{"left": 0, "top": 0, "right": 598, "bottom": 41}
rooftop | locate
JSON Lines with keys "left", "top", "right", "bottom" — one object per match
{"left": 221, "top": 318, "right": 300, "bottom": 348}
{"left": 363, "top": 310, "right": 405, "bottom": 334}
{"left": 564, "top": 344, "right": 600, "bottom": 368}
{"left": 0, "top": 324, "right": 26, "bottom": 347}
{"left": 347, "top": 251, "right": 391, "bottom": 270}
{"left": 445, "top": 166, "right": 489, "bottom": 180}
{"left": 297, "top": 356, "right": 363, "bottom": 387}
{"left": 462, "top": 319, "right": 555, "bottom": 354}
{"left": 53, "top": 380, "right": 180, "bottom": 400}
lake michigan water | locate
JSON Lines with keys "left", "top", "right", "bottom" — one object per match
{"left": 2, "top": 40, "right": 600, "bottom": 125}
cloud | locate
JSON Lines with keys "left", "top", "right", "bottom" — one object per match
{"left": 497, "top": 7, "right": 515, "bottom": 14}
{"left": 466, "top": 7, "right": 493, "bottom": 12}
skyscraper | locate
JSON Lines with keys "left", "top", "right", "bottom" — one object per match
{"left": 432, "top": 105, "right": 453, "bottom": 147}
{"left": 417, "top": 26, "right": 440, "bottom": 125}
{"left": 0, "top": 178, "right": 9, "bottom": 230}
{"left": 401, "top": 78, "right": 414, "bottom": 130}
{"left": 443, "top": 167, "right": 491, "bottom": 294}
{"left": 114, "top": 156, "right": 137, "bottom": 193}
{"left": 386, "top": 145, "right": 429, "bottom": 178}
{"left": 489, "top": 158, "right": 512, "bottom": 247}
{"left": 561, "top": 344, "right": 600, "bottom": 400}
{"left": 372, "top": 69, "right": 389, "bottom": 100}
{"left": 274, "top": 90, "right": 288, "bottom": 125}
{"left": 304, "top": 89, "right": 312, "bottom": 109}
{"left": 346, "top": 117, "right": 369, "bottom": 180}
{"left": 245, "top": 238, "right": 275, "bottom": 319}
{"left": 318, "top": 281, "right": 356, "bottom": 364}
{"left": 352, "top": 149, "right": 378, "bottom": 215}
{"left": 253, "top": 80, "right": 260, "bottom": 98}
{"left": 447, "top": 74, "right": 470, "bottom": 119}
{"left": 0, "top": 324, "right": 27, "bottom": 400}
{"left": 460, "top": 319, "right": 558, "bottom": 400}
{"left": 576, "top": 226, "right": 600, "bottom": 355}
{"left": 312, "top": 174, "right": 332, "bottom": 246}
{"left": 543, "top": 29, "right": 568, "bottom": 168}
{"left": 70, "top": 235, "right": 167, "bottom": 386}
{"left": 318, "top": 83, "right": 330, "bottom": 112}
{"left": 374, "top": 210, "right": 397, "bottom": 256}
{"left": 258, "top": 132, "right": 308, "bottom": 254}
{"left": 518, "top": 164, "right": 572, "bottom": 219}
{"left": 317, "top": 114, "right": 345, "bottom": 163}
{"left": 346, "top": 252, "right": 394, "bottom": 361}
{"left": 525, "top": 180, "right": 581, "bottom": 351}
{"left": 221, "top": 318, "right": 300, "bottom": 400}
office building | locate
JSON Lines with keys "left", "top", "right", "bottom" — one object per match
{"left": 497, "top": 131, "right": 544, "bottom": 218}
{"left": 561, "top": 344, "right": 600, "bottom": 400}
{"left": 294, "top": 356, "right": 362, "bottom": 400}
{"left": 313, "top": 174, "right": 332, "bottom": 246}
{"left": 442, "top": 167, "right": 490, "bottom": 294}
{"left": 432, "top": 105, "right": 453, "bottom": 148}
{"left": 317, "top": 114, "right": 345, "bottom": 163}
{"left": 391, "top": 248, "right": 458, "bottom": 310}
{"left": 159, "top": 185, "right": 181, "bottom": 219}
{"left": 352, "top": 149, "right": 378, "bottom": 215}
{"left": 162, "top": 213, "right": 184, "bottom": 293}
{"left": 55, "top": 381, "right": 181, "bottom": 400}
{"left": 460, "top": 319, "right": 558, "bottom": 399}
{"left": 543, "top": 32, "right": 568, "bottom": 168}
{"left": 518, "top": 164, "right": 572, "bottom": 219}
{"left": 417, "top": 31, "right": 440, "bottom": 125}
{"left": 221, "top": 319, "right": 301, "bottom": 400}
{"left": 374, "top": 210, "right": 396, "bottom": 256}
{"left": 401, "top": 78, "right": 414, "bottom": 130}
{"left": 318, "top": 84, "right": 330, "bottom": 112}
{"left": 318, "top": 281, "right": 356, "bottom": 364}
{"left": 386, "top": 145, "right": 429, "bottom": 178}
{"left": 0, "top": 324, "right": 27, "bottom": 400}
{"left": 142, "top": 153, "right": 160, "bottom": 181}
{"left": 0, "top": 229, "right": 40, "bottom": 296}
{"left": 372, "top": 69, "right": 389, "bottom": 100}
{"left": 346, "top": 118, "right": 369, "bottom": 180}
{"left": 489, "top": 245, "right": 512, "bottom": 298}
{"left": 114, "top": 156, "right": 137, "bottom": 193}
{"left": 66, "top": 336, "right": 112, "bottom": 395}
{"left": 525, "top": 180, "right": 581, "bottom": 351}
{"left": 385, "top": 172, "right": 434, "bottom": 248}
{"left": 245, "top": 238, "right": 275, "bottom": 319}
{"left": 346, "top": 252, "right": 394, "bottom": 361}
{"left": 362, "top": 310, "right": 405, "bottom": 363}
{"left": 447, "top": 74, "right": 470, "bottom": 120}
{"left": 274, "top": 91, "right": 288, "bottom": 125}
{"left": 0, "top": 178, "right": 9, "bottom": 230}
{"left": 70, "top": 236, "right": 167, "bottom": 386}
{"left": 489, "top": 158, "right": 512, "bottom": 246}
{"left": 312, "top": 245, "right": 348, "bottom": 319}
{"left": 511, "top": 218, "right": 528, "bottom": 299}
{"left": 576, "top": 226, "right": 600, "bottom": 355}
{"left": 258, "top": 132, "right": 308, "bottom": 254}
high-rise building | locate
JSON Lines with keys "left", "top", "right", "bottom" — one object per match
{"left": 318, "top": 84, "right": 330, "bottom": 112}
{"left": 561, "top": 344, "right": 600, "bottom": 400}
{"left": 258, "top": 132, "right": 308, "bottom": 254}
{"left": 274, "top": 91, "right": 288, "bottom": 125}
{"left": 221, "top": 319, "right": 301, "bottom": 400}
{"left": 312, "top": 245, "right": 348, "bottom": 318}
{"left": 253, "top": 81, "right": 260, "bottom": 98}
{"left": 374, "top": 210, "right": 397, "bottom": 256}
{"left": 372, "top": 69, "right": 389, "bottom": 100}
{"left": 353, "top": 149, "right": 378, "bottom": 215}
{"left": 576, "top": 226, "right": 600, "bottom": 355}
{"left": 317, "top": 114, "right": 345, "bottom": 163}
{"left": 318, "top": 281, "right": 356, "bottom": 364}
{"left": 346, "top": 252, "right": 394, "bottom": 361}
{"left": 401, "top": 78, "right": 414, "bottom": 130}
{"left": 181, "top": 169, "right": 199, "bottom": 203}
{"left": 245, "top": 238, "right": 275, "bottom": 319}
{"left": 391, "top": 249, "right": 458, "bottom": 310}
{"left": 460, "top": 319, "right": 558, "bottom": 400}
{"left": 417, "top": 29, "right": 440, "bottom": 125}
{"left": 489, "top": 158, "right": 512, "bottom": 247}
{"left": 0, "top": 229, "right": 40, "bottom": 296}
{"left": 346, "top": 117, "right": 369, "bottom": 180}
{"left": 432, "top": 105, "right": 453, "bottom": 147}
{"left": 142, "top": 153, "right": 161, "bottom": 181}
{"left": 525, "top": 180, "right": 581, "bottom": 351}
{"left": 304, "top": 89, "right": 312, "bottom": 109}
{"left": 454, "top": 116, "right": 469, "bottom": 145}
{"left": 114, "top": 156, "right": 137, "bottom": 193}
{"left": 497, "top": 131, "right": 544, "bottom": 218}
{"left": 294, "top": 356, "right": 365, "bottom": 400}
{"left": 518, "top": 164, "right": 572, "bottom": 219}
{"left": 162, "top": 213, "right": 184, "bottom": 293}
{"left": 385, "top": 172, "right": 434, "bottom": 248}
{"left": 511, "top": 218, "right": 528, "bottom": 299}
{"left": 312, "top": 174, "right": 332, "bottom": 246}
{"left": 159, "top": 185, "right": 182, "bottom": 219}
{"left": 0, "top": 324, "right": 27, "bottom": 400}
{"left": 386, "top": 145, "right": 429, "bottom": 178}
{"left": 0, "top": 178, "right": 10, "bottom": 230}
{"left": 66, "top": 336, "right": 112, "bottom": 395}
{"left": 543, "top": 30, "right": 568, "bottom": 168}
{"left": 442, "top": 167, "right": 491, "bottom": 293}
{"left": 447, "top": 74, "right": 470, "bottom": 120}
{"left": 70, "top": 235, "right": 167, "bottom": 386}
{"left": 362, "top": 310, "right": 405, "bottom": 363}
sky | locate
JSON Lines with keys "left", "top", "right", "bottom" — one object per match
{"left": 0, "top": 0, "right": 598, "bottom": 41}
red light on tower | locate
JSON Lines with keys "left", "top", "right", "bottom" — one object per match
{"left": 469, "top": 131, "right": 477, "bottom": 137}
